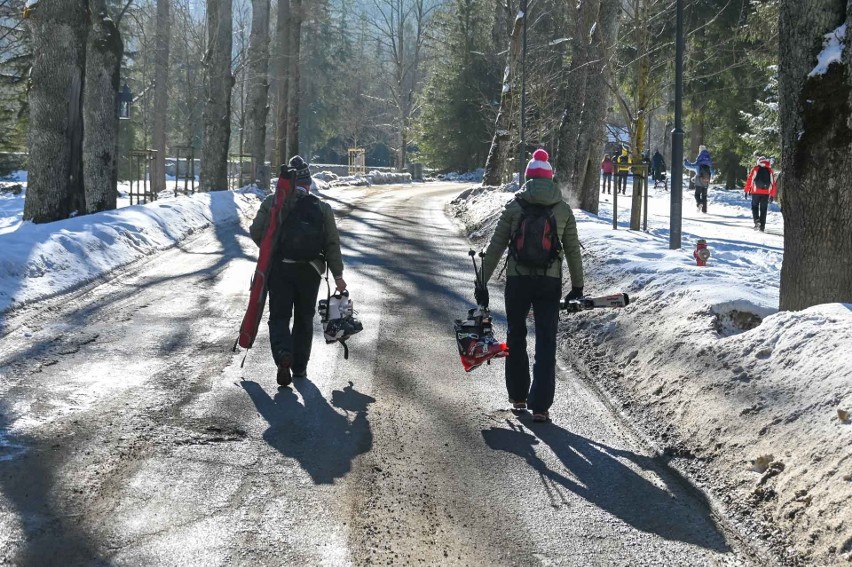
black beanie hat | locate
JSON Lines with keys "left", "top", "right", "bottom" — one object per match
{"left": 288, "top": 155, "right": 311, "bottom": 184}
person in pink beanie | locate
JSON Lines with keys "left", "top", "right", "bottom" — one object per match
{"left": 478, "top": 148, "right": 585, "bottom": 423}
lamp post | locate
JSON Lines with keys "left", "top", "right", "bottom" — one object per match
{"left": 518, "top": 0, "right": 528, "bottom": 183}
{"left": 670, "top": 0, "right": 684, "bottom": 249}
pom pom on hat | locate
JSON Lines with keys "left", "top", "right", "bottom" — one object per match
{"left": 525, "top": 148, "right": 553, "bottom": 180}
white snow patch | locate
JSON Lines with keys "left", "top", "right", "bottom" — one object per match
{"left": 809, "top": 23, "right": 847, "bottom": 77}
{"left": 0, "top": 187, "right": 264, "bottom": 314}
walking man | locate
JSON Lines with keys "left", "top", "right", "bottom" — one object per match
{"left": 250, "top": 156, "right": 346, "bottom": 386}
{"left": 478, "top": 149, "right": 585, "bottom": 423}
{"left": 744, "top": 157, "right": 777, "bottom": 232}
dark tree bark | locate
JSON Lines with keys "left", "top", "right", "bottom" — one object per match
{"left": 82, "top": 0, "right": 123, "bottom": 213}
{"left": 286, "top": 0, "right": 302, "bottom": 158}
{"left": 575, "top": 0, "right": 621, "bottom": 213}
{"left": 554, "top": 0, "right": 599, "bottom": 199}
{"left": 24, "top": 0, "right": 88, "bottom": 223}
{"left": 274, "top": 0, "right": 291, "bottom": 166}
{"left": 151, "top": 0, "right": 170, "bottom": 195}
{"left": 483, "top": 9, "right": 523, "bottom": 186}
{"left": 200, "top": 0, "right": 234, "bottom": 192}
{"left": 247, "top": 0, "right": 271, "bottom": 188}
{"left": 778, "top": 1, "right": 852, "bottom": 310}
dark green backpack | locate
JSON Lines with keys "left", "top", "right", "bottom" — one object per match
{"left": 278, "top": 194, "right": 326, "bottom": 261}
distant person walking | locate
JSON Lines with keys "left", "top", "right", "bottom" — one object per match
{"left": 600, "top": 154, "right": 614, "bottom": 194}
{"left": 478, "top": 148, "right": 585, "bottom": 423}
{"left": 249, "top": 156, "right": 347, "bottom": 386}
{"left": 744, "top": 157, "right": 777, "bottom": 232}
{"left": 615, "top": 146, "right": 630, "bottom": 195}
{"left": 684, "top": 145, "right": 713, "bottom": 213}
{"left": 650, "top": 149, "right": 667, "bottom": 188}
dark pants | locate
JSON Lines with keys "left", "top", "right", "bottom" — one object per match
{"left": 616, "top": 172, "right": 629, "bottom": 194}
{"left": 267, "top": 261, "right": 321, "bottom": 373}
{"left": 694, "top": 182, "right": 708, "bottom": 212}
{"left": 751, "top": 194, "right": 769, "bottom": 229}
{"left": 505, "top": 276, "right": 562, "bottom": 414}
{"left": 602, "top": 173, "right": 612, "bottom": 193}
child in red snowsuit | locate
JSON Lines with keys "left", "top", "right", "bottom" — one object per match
{"left": 744, "top": 157, "right": 777, "bottom": 232}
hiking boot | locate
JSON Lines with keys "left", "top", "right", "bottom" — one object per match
{"left": 292, "top": 368, "right": 307, "bottom": 379}
{"left": 532, "top": 412, "right": 550, "bottom": 423}
{"left": 753, "top": 220, "right": 760, "bottom": 230}
{"left": 510, "top": 400, "right": 527, "bottom": 411}
{"left": 276, "top": 362, "right": 292, "bottom": 387}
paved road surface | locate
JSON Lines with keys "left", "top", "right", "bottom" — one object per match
{"left": 0, "top": 183, "right": 749, "bottom": 565}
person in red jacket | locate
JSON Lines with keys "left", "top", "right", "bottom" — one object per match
{"left": 600, "top": 154, "right": 614, "bottom": 194}
{"left": 744, "top": 157, "right": 777, "bottom": 232}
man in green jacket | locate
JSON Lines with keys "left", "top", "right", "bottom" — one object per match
{"left": 249, "top": 156, "right": 346, "bottom": 386}
{"left": 479, "top": 148, "right": 584, "bottom": 422}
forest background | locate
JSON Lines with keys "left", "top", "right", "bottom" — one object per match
{"left": 0, "top": 0, "right": 779, "bottom": 187}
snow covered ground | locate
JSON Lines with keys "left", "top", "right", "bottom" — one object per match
{"left": 450, "top": 178, "right": 851, "bottom": 565}
{"left": 0, "top": 174, "right": 360, "bottom": 317}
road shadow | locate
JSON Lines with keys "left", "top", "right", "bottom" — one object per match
{"left": 0, "top": 403, "right": 112, "bottom": 566}
{"left": 481, "top": 420, "right": 731, "bottom": 552}
{"left": 242, "top": 379, "right": 374, "bottom": 484}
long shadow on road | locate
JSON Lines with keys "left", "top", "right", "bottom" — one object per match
{"left": 482, "top": 420, "right": 731, "bottom": 553}
{"left": 242, "top": 379, "right": 375, "bottom": 484}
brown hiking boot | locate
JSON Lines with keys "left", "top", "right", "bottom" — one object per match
{"left": 277, "top": 362, "right": 292, "bottom": 387}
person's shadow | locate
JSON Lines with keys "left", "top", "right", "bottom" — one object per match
{"left": 242, "top": 379, "right": 375, "bottom": 484}
{"left": 481, "top": 420, "right": 730, "bottom": 552}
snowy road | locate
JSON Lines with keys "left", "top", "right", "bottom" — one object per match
{"left": 0, "top": 183, "right": 751, "bottom": 565}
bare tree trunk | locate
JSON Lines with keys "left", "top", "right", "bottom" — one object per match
{"left": 247, "top": 0, "right": 271, "bottom": 188}
{"left": 629, "top": 0, "right": 650, "bottom": 230}
{"left": 286, "top": 0, "right": 301, "bottom": 157}
{"left": 483, "top": 10, "right": 523, "bottom": 186}
{"left": 24, "top": 0, "right": 87, "bottom": 223}
{"left": 275, "top": 0, "right": 291, "bottom": 166}
{"left": 555, "top": 0, "right": 599, "bottom": 197}
{"left": 200, "top": 0, "right": 234, "bottom": 192}
{"left": 778, "top": 2, "right": 852, "bottom": 311}
{"left": 151, "top": 0, "right": 170, "bottom": 195}
{"left": 82, "top": 0, "right": 123, "bottom": 213}
{"left": 575, "top": 0, "right": 621, "bottom": 213}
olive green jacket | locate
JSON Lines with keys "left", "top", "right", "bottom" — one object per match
{"left": 249, "top": 190, "right": 345, "bottom": 278}
{"left": 481, "top": 178, "right": 584, "bottom": 287}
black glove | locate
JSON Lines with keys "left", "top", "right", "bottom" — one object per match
{"left": 564, "top": 287, "right": 584, "bottom": 302}
{"left": 474, "top": 284, "right": 489, "bottom": 308}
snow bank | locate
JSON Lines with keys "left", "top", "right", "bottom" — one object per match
{"left": 0, "top": 188, "right": 264, "bottom": 314}
{"left": 314, "top": 170, "right": 412, "bottom": 187}
{"left": 439, "top": 168, "right": 485, "bottom": 183}
{"left": 450, "top": 183, "right": 852, "bottom": 565}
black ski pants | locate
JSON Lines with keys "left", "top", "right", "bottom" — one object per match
{"left": 505, "top": 275, "right": 562, "bottom": 414}
{"left": 268, "top": 261, "right": 321, "bottom": 373}
{"left": 751, "top": 194, "right": 769, "bottom": 229}
{"left": 694, "top": 182, "right": 708, "bottom": 212}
